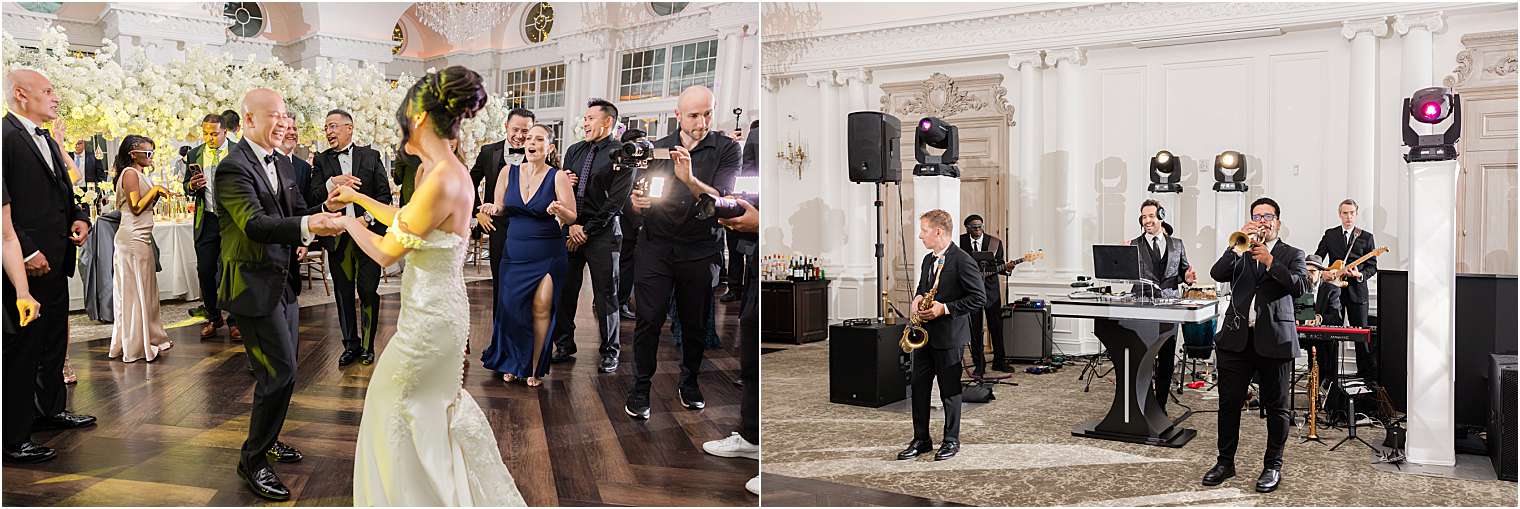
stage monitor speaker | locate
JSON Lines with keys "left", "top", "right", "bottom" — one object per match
{"left": 829, "top": 322, "right": 907, "bottom": 407}
{"left": 847, "top": 111, "right": 902, "bottom": 183}
{"left": 1001, "top": 305, "right": 1052, "bottom": 362}
{"left": 1490, "top": 354, "right": 1516, "bottom": 482}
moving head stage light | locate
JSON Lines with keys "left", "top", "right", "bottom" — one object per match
{"left": 913, "top": 116, "right": 960, "bottom": 177}
{"left": 1148, "top": 150, "right": 1182, "bottom": 193}
{"left": 1212, "top": 150, "right": 1248, "bottom": 192}
{"left": 1403, "top": 86, "right": 1462, "bottom": 163}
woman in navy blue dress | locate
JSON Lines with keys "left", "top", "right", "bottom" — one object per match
{"left": 481, "top": 124, "right": 575, "bottom": 387}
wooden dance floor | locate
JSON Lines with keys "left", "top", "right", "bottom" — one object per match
{"left": 3, "top": 280, "right": 756, "bottom": 506}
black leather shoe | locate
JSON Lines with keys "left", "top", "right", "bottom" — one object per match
{"left": 550, "top": 347, "right": 576, "bottom": 364}
{"left": 1201, "top": 462, "right": 1236, "bottom": 486}
{"left": 896, "top": 439, "right": 933, "bottom": 460}
{"left": 619, "top": 305, "right": 636, "bottom": 321}
{"left": 266, "top": 441, "right": 303, "bottom": 463}
{"left": 1255, "top": 467, "right": 1282, "bottom": 493}
{"left": 625, "top": 402, "right": 651, "bottom": 420}
{"left": 599, "top": 356, "right": 619, "bottom": 373}
{"left": 680, "top": 388, "right": 706, "bottom": 410}
{"left": 992, "top": 363, "right": 1012, "bottom": 373}
{"left": 237, "top": 462, "right": 291, "bottom": 501}
{"left": 359, "top": 351, "right": 375, "bottom": 365}
{"left": 934, "top": 440, "right": 960, "bottom": 461}
{"left": 3, "top": 442, "right": 56, "bottom": 464}
{"left": 33, "top": 411, "right": 97, "bottom": 431}
{"left": 337, "top": 350, "right": 359, "bottom": 367}
{"left": 720, "top": 291, "right": 742, "bottom": 303}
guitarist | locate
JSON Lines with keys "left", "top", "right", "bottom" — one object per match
{"left": 1314, "top": 199, "right": 1378, "bottom": 378}
{"left": 1129, "top": 199, "right": 1196, "bottom": 414}
{"left": 959, "top": 214, "right": 1010, "bottom": 375}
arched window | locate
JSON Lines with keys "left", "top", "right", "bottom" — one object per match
{"left": 523, "top": 2, "right": 554, "bottom": 44}
{"left": 223, "top": 2, "right": 265, "bottom": 38}
{"left": 392, "top": 23, "right": 406, "bottom": 55}
{"left": 649, "top": 2, "right": 688, "bottom": 16}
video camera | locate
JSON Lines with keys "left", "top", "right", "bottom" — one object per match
{"left": 610, "top": 128, "right": 669, "bottom": 167}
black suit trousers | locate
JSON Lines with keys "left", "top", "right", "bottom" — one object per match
{"left": 233, "top": 287, "right": 300, "bottom": 470}
{"left": 2, "top": 269, "right": 70, "bottom": 447}
{"left": 967, "top": 303, "right": 1006, "bottom": 373}
{"left": 330, "top": 233, "right": 381, "bottom": 353}
{"left": 195, "top": 210, "right": 230, "bottom": 324}
{"left": 740, "top": 278, "right": 759, "bottom": 444}
{"left": 553, "top": 226, "right": 621, "bottom": 358}
{"left": 911, "top": 345, "right": 963, "bottom": 442}
{"left": 1216, "top": 329, "right": 1292, "bottom": 469}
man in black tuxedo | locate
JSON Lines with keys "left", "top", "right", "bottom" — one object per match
{"left": 470, "top": 107, "right": 535, "bottom": 312}
{"left": 1128, "top": 200, "right": 1197, "bottom": 413}
{"left": 554, "top": 98, "right": 631, "bottom": 373}
{"left": 185, "top": 113, "right": 240, "bottom": 339}
{"left": 277, "top": 113, "right": 315, "bottom": 281}
{"left": 1203, "top": 197, "right": 1310, "bottom": 494}
{"left": 67, "top": 139, "right": 106, "bottom": 185}
{"left": 310, "top": 109, "right": 392, "bottom": 367}
{"left": 2, "top": 69, "right": 97, "bottom": 464}
{"left": 217, "top": 88, "right": 344, "bottom": 500}
{"left": 897, "top": 209, "right": 985, "bottom": 462}
{"left": 392, "top": 149, "right": 420, "bottom": 206}
{"left": 1313, "top": 198, "right": 1379, "bottom": 377}
{"left": 958, "top": 214, "right": 1009, "bottom": 375}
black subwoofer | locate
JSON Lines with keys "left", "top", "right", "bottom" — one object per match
{"left": 1002, "top": 305, "right": 1052, "bottom": 362}
{"left": 1489, "top": 354, "right": 1516, "bottom": 482}
{"left": 829, "top": 322, "right": 908, "bottom": 407}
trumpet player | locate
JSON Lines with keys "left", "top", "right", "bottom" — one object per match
{"left": 1204, "top": 197, "right": 1310, "bottom": 494}
{"left": 897, "top": 210, "right": 985, "bottom": 462}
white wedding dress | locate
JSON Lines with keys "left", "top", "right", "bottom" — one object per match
{"left": 352, "top": 215, "right": 525, "bottom": 506}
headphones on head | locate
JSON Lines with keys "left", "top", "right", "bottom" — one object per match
{"left": 1139, "top": 201, "right": 1166, "bottom": 226}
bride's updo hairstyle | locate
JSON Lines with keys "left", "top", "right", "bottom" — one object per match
{"left": 397, "top": 65, "right": 488, "bottom": 150}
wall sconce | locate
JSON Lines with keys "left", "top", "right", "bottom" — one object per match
{"left": 777, "top": 140, "right": 807, "bottom": 178}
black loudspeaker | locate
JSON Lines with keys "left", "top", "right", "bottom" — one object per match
{"left": 1001, "top": 305, "right": 1052, "bottom": 362}
{"left": 1489, "top": 354, "right": 1517, "bottom": 482}
{"left": 1377, "top": 271, "right": 1517, "bottom": 419}
{"left": 829, "top": 322, "right": 908, "bottom": 407}
{"left": 847, "top": 111, "right": 901, "bottom": 183}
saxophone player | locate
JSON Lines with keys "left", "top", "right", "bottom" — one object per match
{"left": 897, "top": 210, "right": 986, "bottom": 462}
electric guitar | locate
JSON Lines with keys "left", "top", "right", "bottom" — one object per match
{"left": 1324, "top": 246, "right": 1388, "bottom": 288}
{"left": 1000, "top": 250, "right": 1045, "bottom": 272}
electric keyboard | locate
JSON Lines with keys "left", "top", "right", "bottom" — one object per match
{"left": 1297, "top": 325, "right": 1373, "bottom": 346}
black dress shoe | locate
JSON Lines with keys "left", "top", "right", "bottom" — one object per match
{"left": 337, "top": 350, "right": 359, "bottom": 367}
{"left": 237, "top": 462, "right": 291, "bottom": 501}
{"left": 680, "top": 388, "right": 706, "bottom": 410}
{"left": 934, "top": 440, "right": 960, "bottom": 461}
{"left": 599, "top": 356, "right": 619, "bottom": 373}
{"left": 619, "top": 305, "right": 636, "bottom": 321}
{"left": 1201, "top": 462, "right": 1236, "bottom": 486}
{"left": 550, "top": 347, "right": 576, "bottom": 364}
{"left": 33, "top": 411, "right": 97, "bottom": 431}
{"left": 896, "top": 439, "right": 933, "bottom": 460}
{"left": 360, "top": 351, "right": 375, "bottom": 365}
{"left": 720, "top": 291, "right": 742, "bottom": 303}
{"left": 1255, "top": 467, "right": 1282, "bottom": 493}
{"left": 3, "top": 442, "right": 56, "bottom": 464}
{"left": 625, "top": 402, "right": 651, "bottom": 420}
{"left": 266, "top": 441, "right": 304, "bottom": 463}
{"left": 992, "top": 363, "right": 1012, "bottom": 373}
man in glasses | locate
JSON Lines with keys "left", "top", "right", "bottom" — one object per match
{"left": 309, "top": 109, "right": 391, "bottom": 367}
{"left": 1203, "top": 197, "right": 1309, "bottom": 494}
{"left": 957, "top": 214, "right": 1009, "bottom": 375}
{"left": 185, "top": 112, "right": 239, "bottom": 340}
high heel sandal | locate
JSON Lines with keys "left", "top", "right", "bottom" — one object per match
{"left": 526, "top": 377, "right": 542, "bottom": 387}
{"left": 502, "top": 373, "right": 519, "bottom": 384}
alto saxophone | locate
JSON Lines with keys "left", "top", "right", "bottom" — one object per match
{"left": 899, "top": 257, "right": 946, "bottom": 353}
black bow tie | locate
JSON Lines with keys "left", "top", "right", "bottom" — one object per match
{"left": 33, "top": 127, "right": 48, "bottom": 137}
{"left": 263, "top": 154, "right": 276, "bottom": 165}
{"left": 507, "top": 147, "right": 526, "bottom": 155}
{"left": 335, "top": 146, "right": 352, "bottom": 156}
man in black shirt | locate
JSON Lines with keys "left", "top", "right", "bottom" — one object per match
{"left": 552, "top": 99, "right": 632, "bottom": 373}
{"left": 624, "top": 85, "right": 741, "bottom": 420}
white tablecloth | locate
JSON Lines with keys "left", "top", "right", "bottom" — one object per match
{"left": 69, "top": 220, "right": 199, "bottom": 313}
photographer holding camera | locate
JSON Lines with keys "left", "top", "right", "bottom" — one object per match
{"left": 623, "top": 85, "right": 741, "bottom": 420}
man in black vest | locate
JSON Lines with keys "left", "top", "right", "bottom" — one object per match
{"left": 1203, "top": 197, "right": 1309, "bottom": 494}
{"left": 470, "top": 107, "right": 535, "bottom": 312}
{"left": 897, "top": 209, "right": 986, "bottom": 462}
{"left": 553, "top": 98, "right": 631, "bottom": 373}
{"left": 958, "top": 214, "right": 1010, "bottom": 375}
{"left": 185, "top": 113, "right": 240, "bottom": 339}
{"left": 1128, "top": 199, "right": 1196, "bottom": 413}
{"left": 2, "top": 69, "right": 97, "bottom": 464}
{"left": 310, "top": 109, "right": 392, "bottom": 367}
{"left": 1313, "top": 198, "right": 1379, "bottom": 377}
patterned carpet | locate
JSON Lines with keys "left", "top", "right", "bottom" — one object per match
{"left": 760, "top": 342, "right": 1517, "bottom": 506}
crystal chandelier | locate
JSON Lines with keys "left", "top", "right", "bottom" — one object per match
{"left": 417, "top": 3, "right": 508, "bottom": 46}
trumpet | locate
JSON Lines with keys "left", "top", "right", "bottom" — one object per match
{"left": 1229, "top": 225, "right": 1264, "bottom": 255}
{"left": 899, "top": 257, "right": 946, "bottom": 353}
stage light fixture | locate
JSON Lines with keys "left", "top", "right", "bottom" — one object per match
{"left": 1147, "top": 149, "right": 1182, "bottom": 193}
{"left": 1402, "top": 86, "right": 1462, "bottom": 163}
{"left": 1212, "top": 150, "right": 1248, "bottom": 192}
{"left": 912, "top": 116, "right": 960, "bottom": 177}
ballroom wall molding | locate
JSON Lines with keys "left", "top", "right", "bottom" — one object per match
{"left": 879, "top": 73, "right": 1015, "bottom": 126}
{"left": 1445, "top": 30, "right": 1519, "bottom": 90}
{"left": 762, "top": 2, "right": 1507, "bottom": 78}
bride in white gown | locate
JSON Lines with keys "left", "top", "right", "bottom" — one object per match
{"left": 327, "top": 66, "right": 525, "bottom": 506}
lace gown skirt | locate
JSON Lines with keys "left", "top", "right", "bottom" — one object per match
{"left": 352, "top": 226, "right": 525, "bottom": 506}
